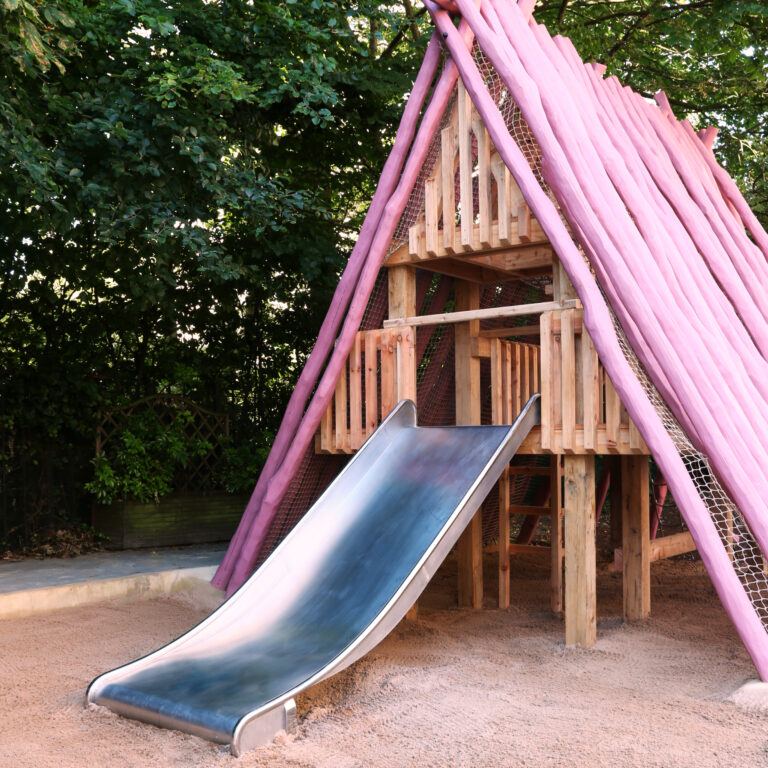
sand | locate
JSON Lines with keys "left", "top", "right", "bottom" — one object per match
{"left": 1, "top": 555, "right": 767, "bottom": 768}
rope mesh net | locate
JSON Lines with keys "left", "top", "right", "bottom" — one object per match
{"left": 256, "top": 41, "right": 768, "bottom": 634}
{"left": 608, "top": 305, "right": 768, "bottom": 626}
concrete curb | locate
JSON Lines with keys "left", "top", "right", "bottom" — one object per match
{"left": 0, "top": 565, "right": 225, "bottom": 620}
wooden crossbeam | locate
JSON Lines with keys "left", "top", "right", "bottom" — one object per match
{"left": 383, "top": 299, "right": 579, "bottom": 329}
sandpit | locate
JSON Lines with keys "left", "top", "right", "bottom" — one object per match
{"left": 1, "top": 555, "right": 766, "bottom": 768}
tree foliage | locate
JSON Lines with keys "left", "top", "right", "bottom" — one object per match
{"left": 0, "top": 0, "right": 765, "bottom": 547}
{"left": 534, "top": 0, "right": 768, "bottom": 218}
{"left": 0, "top": 0, "right": 427, "bottom": 545}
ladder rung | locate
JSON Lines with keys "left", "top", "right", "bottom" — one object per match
{"left": 508, "top": 543, "right": 551, "bottom": 556}
{"left": 507, "top": 466, "right": 551, "bottom": 476}
{"left": 509, "top": 504, "right": 551, "bottom": 516}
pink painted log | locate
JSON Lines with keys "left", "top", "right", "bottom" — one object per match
{"left": 549, "top": 35, "right": 768, "bottom": 358}
{"left": 639, "top": 93, "right": 768, "bottom": 301}
{"left": 212, "top": 35, "right": 445, "bottom": 589}
{"left": 551, "top": 33, "right": 768, "bottom": 339}
{"left": 657, "top": 102, "right": 768, "bottom": 258}
{"left": 222, "top": 19, "right": 481, "bottom": 593}
{"left": 698, "top": 126, "right": 718, "bottom": 150}
{"left": 430, "top": 0, "right": 768, "bottom": 678}
{"left": 478, "top": 0, "right": 768, "bottom": 551}
{"left": 600, "top": 77, "right": 768, "bottom": 336}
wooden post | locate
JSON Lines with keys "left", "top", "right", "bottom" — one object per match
{"left": 388, "top": 265, "right": 417, "bottom": 322}
{"left": 621, "top": 455, "right": 650, "bottom": 621}
{"left": 389, "top": 266, "right": 419, "bottom": 620}
{"left": 609, "top": 455, "right": 622, "bottom": 549}
{"left": 498, "top": 466, "right": 511, "bottom": 609}
{"left": 564, "top": 454, "right": 596, "bottom": 647}
{"left": 550, "top": 454, "right": 564, "bottom": 614}
{"left": 455, "top": 280, "right": 483, "bottom": 609}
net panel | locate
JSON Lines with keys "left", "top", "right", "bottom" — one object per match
{"left": 473, "top": 44, "right": 768, "bottom": 626}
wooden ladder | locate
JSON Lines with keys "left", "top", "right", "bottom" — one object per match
{"left": 497, "top": 456, "right": 564, "bottom": 613}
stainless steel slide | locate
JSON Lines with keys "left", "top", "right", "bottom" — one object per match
{"left": 87, "top": 396, "right": 540, "bottom": 755}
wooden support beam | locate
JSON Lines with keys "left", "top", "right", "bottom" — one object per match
{"left": 509, "top": 504, "right": 552, "bottom": 516}
{"left": 455, "top": 280, "right": 483, "bottom": 609}
{"left": 649, "top": 530, "right": 695, "bottom": 561}
{"left": 389, "top": 231, "right": 551, "bottom": 267}
{"left": 498, "top": 467, "right": 511, "bottom": 609}
{"left": 384, "top": 299, "right": 579, "bottom": 329}
{"left": 412, "top": 257, "right": 506, "bottom": 285}
{"left": 388, "top": 265, "right": 417, "bottom": 321}
{"left": 389, "top": 268, "right": 418, "bottom": 619}
{"left": 621, "top": 455, "right": 650, "bottom": 621}
{"left": 614, "top": 531, "right": 696, "bottom": 570}
{"left": 564, "top": 454, "right": 596, "bottom": 647}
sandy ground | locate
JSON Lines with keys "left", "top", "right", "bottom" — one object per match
{"left": 1, "top": 555, "right": 767, "bottom": 768}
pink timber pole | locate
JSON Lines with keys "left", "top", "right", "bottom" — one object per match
{"left": 212, "top": 35, "right": 444, "bottom": 590}
{"left": 222, "top": 20, "right": 481, "bottom": 594}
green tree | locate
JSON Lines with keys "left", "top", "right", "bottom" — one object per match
{"left": 0, "top": 0, "right": 428, "bottom": 545}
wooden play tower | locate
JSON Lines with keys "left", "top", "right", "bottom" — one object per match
{"left": 316, "top": 81, "right": 696, "bottom": 648}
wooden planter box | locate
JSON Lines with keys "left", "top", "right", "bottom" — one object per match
{"left": 92, "top": 493, "right": 249, "bottom": 550}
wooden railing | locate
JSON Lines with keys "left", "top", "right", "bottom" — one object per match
{"left": 541, "top": 308, "right": 646, "bottom": 453}
{"left": 316, "top": 326, "right": 416, "bottom": 454}
{"left": 318, "top": 308, "right": 648, "bottom": 456}
{"left": 490, "top": 309, "right": 648, "bottom": 454}
{"left": 489, "top": 340, "right": 540, "bottom": 426}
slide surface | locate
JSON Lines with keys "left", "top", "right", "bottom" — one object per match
{"left": 87, "top": 396, "right": 540, "bottom": 755}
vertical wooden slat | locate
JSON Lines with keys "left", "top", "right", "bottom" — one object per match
{"left": 476, "top": 123, "right": 492, "bottom": 248}
{"left": 522, "top": 344, "right": 530, "bottom": 405}
{"left": 539, "top": 313, "right": 553, "bottom": 450}
{"left": 564, "top": 454, "right": 596, "bottom": 647}
{"left": 395, "top": 326, "right": 417, "bottom": 404}
{"left": 532, "top": 345, "right": 540, "bottom": 395}
{"left": 517, "top": 203, "right": 531, "bottom": 242}
{"left": 491, "top": 339, "right": 503, "bottom": 425}
{"left": 515, "top": 343, "right": 523, "bottom": 415}
{"left": 441, "top": 126, "right": 456, "bottom": 253}
{"left": 560, "top": 309, "right": 576, "bottom": 452}
{"left": 503, "top": 342, "right": 512, "bottom": 423}
{"left": 605, "top": 373, "right": 621, "bottom": 448}
{"left": 349, "top": 332, "right": 363, "bottom": 450}
{"left": 581, "top": 326, "right": 599, "bottom": 451}
{"left": 334, "top": 364, "right": 348, "bottom": 452}
{"left": 458, "top": 80, "right": 474, "bottom": 251}
{"left": 492, "top": 156, "right": 511, "bottom": 245}
{"left": 364, "top": 331, "right": 378, "bottom": 438}
{"left": 424, "top": 176, "right": 440, "bottom": 257}
{"left": 552, "top": 319, "right": 563, "bottom": 444}
{"left": 380, "top": 330, "right": 395, "bottom": 420}
{"left": 408, "top": 222, "right": 420, "bottom": 257}
{"left": 320, "top": 399, "right": 334, "bottom": 453}
{"left": 628, "top": 416, "right": 642, "bottom": 451}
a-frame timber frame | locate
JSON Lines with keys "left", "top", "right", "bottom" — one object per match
{"left": 316, "top": 79, "right": 693, "bottom": 647}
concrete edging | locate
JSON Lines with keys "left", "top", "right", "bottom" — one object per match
{"left": 0, "top": 565, "right": 224, "bottom": 620}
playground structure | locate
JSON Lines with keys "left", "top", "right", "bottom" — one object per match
{"left": 90, "top": 0, "right": 768, "bottom": 753}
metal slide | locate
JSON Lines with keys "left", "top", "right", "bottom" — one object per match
{"left": 87, "top": 396, "right": 540, "bottom": 755}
